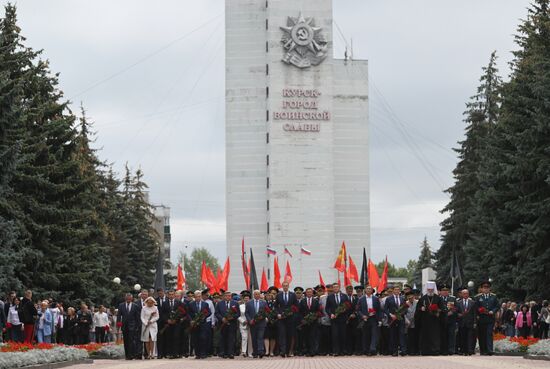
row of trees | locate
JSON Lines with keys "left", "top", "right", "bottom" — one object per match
{"left": 0, "top": 5, "right": 159, "bottom": 305}
{"left": 435, "top": 0, "right": 550, "bottom": 300}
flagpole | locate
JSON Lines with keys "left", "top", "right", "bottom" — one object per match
{"left": 299, "top": 243, "right": 303, "bottom": 286}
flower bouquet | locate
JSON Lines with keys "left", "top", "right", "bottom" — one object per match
{"left": 189, "top": 308, "right": 209, "bottom": 332}
{"left": 250, "top": 305, "right": 271, "bottom": 326}
{"left": 283, "top": 305, "right": 300, "bottom": 319}
{"left": 389, "top": 301, "right": 410, "bottom": 326}
{"left": 429, "top": 303, "right": 440, "bottom": 316}
{"left": 298, "top": 311, "right": 323, "bottom": 330}
{"left": 161, "top": 305, "right": 188, "bottom": 335}
{"left": 478, "top": 306, "right": 487, "bottom": 315}
{"left": 333, "top": 301, "right": 352, "bottom": 319}
{"left": 219, "top": 305, "right": 240, "bottom": 330}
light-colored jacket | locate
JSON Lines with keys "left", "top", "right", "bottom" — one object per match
{"left": 140, "top": 305, "right": 159, "bottom": 342}
{"left": 515, "top": 311, "right": 532, "bottom": 328}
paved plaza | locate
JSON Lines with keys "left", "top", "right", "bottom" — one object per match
{"left": 66, "top": 355, "right": 549, "bottom": 369}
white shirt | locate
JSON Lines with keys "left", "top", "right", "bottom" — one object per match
{"left": 8, "top": 305, "right": 21, "bottom": 325}
{"left": 366, "top": 295, "right": 373, "bottom": 310}
{"left": 204, "top": 299, "right": 216, "bottom": 325}
{"left": 93, "top": 312, "right": 109, "bottom": 328}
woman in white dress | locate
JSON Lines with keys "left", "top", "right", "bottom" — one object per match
{"left": 141, "top": 297, "right": 159, "bottom": 359}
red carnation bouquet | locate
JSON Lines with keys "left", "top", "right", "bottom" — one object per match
{"left": 219, "top": 305, "right": 240, "bottom": 330}
{"left": 334, "top": 300, "right": 352, "bottom": 319}
{"left": 189, "top": 308, "right": 210, "bottom": 332}
{"left": 251, "top": 305, "right": 271, "bottom": 326}
{"left": 6, "top": 322, "right": 12, "bottom": 329}
{"left": 116, "top": 322, "right": 122, "bottom": 328}
{"left": 368, "top": 308, "right": 376, "bottom": 315}
{"left": 478, "top": 307, "right": 487, "bottom": 314}
{"left": 429, "top": 303, "right": 440, "bottom": 316}
{"left": 283, "top": 304, "right": 300, "bottom": 318}
{"left": 298, "top": 311, "right": 323, "bottom": 329}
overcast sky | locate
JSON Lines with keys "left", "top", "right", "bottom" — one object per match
{"left": 8, "top": 0, "right": 531, "bottom": 267}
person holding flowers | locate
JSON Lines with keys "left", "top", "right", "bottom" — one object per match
{"left": 274, "top": 281, "right": 298, "bottom": 357}
{"left": 325, "top": 282, "right": 350, "bottom": 356}
{"left": 416, "top": 281, "right": 444, "bottom": 355}
{"left": 474, "top": 280, "right": 499, "bottom": 355}
{"left": 215, "top": 290, "right": 240, "bottom": 359}
{"left": 357, "top": 285, "right": 382, "bottom": 356}
{"left": 384, "top": 285, "right": 407, "bottom": 356}
{"left": 298, "top": 287, "right": 321, "bottom": 356}
{"left": 140, "top": 296, "right": 159, "bottom": 359}
{"left": 188, "top": 290, "right": 211, "bottom": 360}
{"left": 245, "top": 289, "right": 269, "bottom": 358}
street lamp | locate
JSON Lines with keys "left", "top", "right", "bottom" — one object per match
{"left": 112, "top": 277, "right": 121, "bottom": 284}
{"left": 134, "top": 284, "right": 141, "bottom": 292}
{"left": 467, "top": 281, "right": 474, "bottom": 288}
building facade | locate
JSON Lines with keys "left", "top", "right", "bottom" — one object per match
{"left": 226, "top": 0, "right": 370, "bottom": 289}
{"left": 152, "top": 204, "right": 171, "bottom": 265}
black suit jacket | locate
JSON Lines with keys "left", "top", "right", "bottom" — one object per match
{"left": 325, "top": 293, "right": 350, "bottom": 322}
{"left": 457, "top": 298, "right": 476, "bottom": 328}
{"left": 299, "top": 297, "right": 320, "bottom": 316}
{"left": 215, "top": 300, "right": 240, "bottom": 324}
{"left": 188, "top": 300, "right": 211, "bottom": 325}
{"left": 275, "top": 291, "right": 298, "bottom": 314}
{"left": 384, "top": 294, "right": 405, "bottom": 316}
{"left": 117, "top": 302, "right": 141, "bottom": 331}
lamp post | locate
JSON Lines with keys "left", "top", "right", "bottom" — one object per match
{"left": 112, "top": 277, "right": 121, "bottom": 284}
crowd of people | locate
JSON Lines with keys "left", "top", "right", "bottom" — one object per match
{"left": 1, "top": 280, "right": 548, "bottom": 361}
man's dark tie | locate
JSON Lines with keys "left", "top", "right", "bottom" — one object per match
{"left": 196, "top": 302, "right": 200, "bottom": 311}
{"left": 170, "top": 300, "right": 173, "bottom": 309}
{"left": 336, "top": 294, "right": 340, "bottom": 305}
{"left": 284, "top": 293, "right": 288, "bottom": 304}
{"left": 127, "top": 303, "right": 130, "bottom": 312}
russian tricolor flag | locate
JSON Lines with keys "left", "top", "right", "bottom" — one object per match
{"left": 300, "top": 246, "right": 311, "bottom": 256}
{"left": 266, "top": 246, "right": 277, "bottom": 255}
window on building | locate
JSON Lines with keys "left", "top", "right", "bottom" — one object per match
{"left": 266, "top": 132, "right": 269, "bottom": 143}
{"left": 267, "top": 222, "right": 270, "bottom": 234}
{"left": 266, "top": 155, "right": 269, "bottom": 166}
{"left": 267, "top": 200, "right": 270, "bottom": 211}
{"left": 266, "top": 110, "right": 269, "bottom": 121}
{"left": 267, "top": 177, "right": 270, "bottom": 188}
{"left": 266, "top": 86, "right": 269, "bottom": 98}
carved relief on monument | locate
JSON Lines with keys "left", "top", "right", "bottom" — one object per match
{"left": 280, "top": 13, "right": 328, "bottom": 68}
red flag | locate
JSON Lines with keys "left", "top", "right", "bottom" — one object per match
{"left": 220, "top": 257, "right": 230, "bottom": 291}
{"left": 368, "top": 259, "right": 380, "bottom": 291}
{"left": 201, "top": 261, "right": 217, "bottom": 292}
{"left": 284, "top": 260, "right": 293, "bottom": 284}
{"left": 273, "top": 256, "right": 282, "bottom": 288}
{"left": 241, "top": 238, "right": 249, "bottom": 289}
{"left": 318, "top": 270, "right": 326, "bottom": 289}
{"left": 177, "top": 264, "right": 184, "bottom": 290}
{"left": 344, "top": 267, "right": 351, "bottom": 287}
{"left": 260, "top": 268, "right": 269, "bottom": 292}
{"left": 333, "top": 241, "right": 347, "bottom": 272}
{"left": 379, "top": 256, "right": 389, "bottom": 292}
{"left": 348, "top": 255, "right": 359, "bottom": 282}
{"left": 201, "top": 260, "right": 208, "bottom": 286}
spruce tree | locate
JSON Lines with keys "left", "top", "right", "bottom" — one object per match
{"left": 436, "top": 52, "right": 502, "bottom": 286}
{"left": 412, "top": 237, "right": 434, "bottom": 286}
{"left": 469, "top": 0, "right": 550, "bottom": 300}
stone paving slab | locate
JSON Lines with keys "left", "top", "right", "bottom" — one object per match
{"left": 64, "top": 355, "right": 550, "bottom": 369}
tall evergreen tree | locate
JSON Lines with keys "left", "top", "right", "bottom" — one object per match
{"left": 436, "top": 52, "right": 502, "bottom": 286}
{"left": 468, "top": 0, "right": 550, "bottom": 300}
{"left": 412, "top": 237, "right": 434, "bottom": 286}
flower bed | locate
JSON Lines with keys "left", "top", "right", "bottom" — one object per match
{"left": 527, "top": 339, "right": 550, "bottom": 357}
{"left": 491, "top": 333, "right": 541, "bottom": 354}
{"left": 0, "top": 342, "right": 124, "bottom": 368}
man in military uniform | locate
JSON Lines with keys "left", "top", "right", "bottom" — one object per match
{"left": 474, "top": 281, "right": 498, "bottom": 355}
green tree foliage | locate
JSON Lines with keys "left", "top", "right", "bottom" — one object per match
{"left": 177, "top": 247, "right": 220, "bottom": 292}
{"left": 436, "top": 52, "right": 502, "bottom": 286}
{"left": 0, "top": 4, "right": 159, "bottom": 305}
{"left": 411, "top": 237, "right": 433, "bottom": 287}
{"left": 374, "top": 260, "right": 410, "bottom": 279}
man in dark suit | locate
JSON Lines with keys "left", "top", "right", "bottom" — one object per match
{"left": 117, "top": 293, "right": 141, "bottom": 360}
{"left": 325, "top": 282, "right": 350, "bottom": 356}
{"left": 245, "top": 290, "right": 268, "bottom": 358}
{"left": 385, "top": 285, "right": 407, "bottom": 356}
{"left": 357, "top": 285, "right": 382, "bottom": 355}
{"left": 299, "top": 287, "right": 320, "bottom": 356}
{"left": 188, "top": 290, "right": 211, "bottom": 359}
{"left": 163, "top": 290, "right": 185, "bottom": 358}
{"left": 155, "top": 288, "right": 168, "bottom": 358}
{"left": 215, "top": 291, "right": 239, "bottom": 359}
{"left": 474, "top": 281, "right": 498, "bottom": 355}
{"left": 274, "top": 281, "right": 298, "bottom": 357}
{"left": 457, "top": 289, "right": 476, "bottom": 355}
{"left": 344, "top": 285, "right": 358, "bottom": 355}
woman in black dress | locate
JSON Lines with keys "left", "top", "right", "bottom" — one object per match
{"left": 264, "top": 287, "right": 279, "bottom": 356}
{"left": 64, "top": 307, "right": 78, "bottom": 345}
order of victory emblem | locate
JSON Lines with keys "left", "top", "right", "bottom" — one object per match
{"left": 280, "top": 13, "right": 328, "bottom": 69}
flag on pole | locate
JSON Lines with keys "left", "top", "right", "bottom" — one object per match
{"left": 379, "top": 256, "right": 389, "bottom": 292}
{"left": 220, "top": 257, "right": 230, "bottom": 291}
{"left": 333, "top": 242, "right": 347, "bottom": 272}
{"left": 348, "top": 255, "right": 359, "bottom": 282}
{"left": 368, "top": 258, "right": 380, "bottom": 291}
{"left": 344, "top": 267, "right": 352, "bottom": 287}
{"left": 284, "top": 247, "right": 293, "bottom": 258}
{"left": 241, "top": 238, "right": 250, "bottom": 289}
{"left": 177, "top": 263, "right": 185, "bottom": 291}
{"left": 284, "top": 260, "right": 293, "bottom": 284}
{"left": 248, "top": 249, "right": 259, "bottom": 291}
{"left": 260, "top": 268, "right": 269, "bottom": 292}
{"left": 300, "top": 246, "right": 311, "bottom": 256}
{"left": 273, "top": 256, "right": 282, "bottom": 288}
{"left": 318, "top": 270, "right": 326, "bottom": 289}
{"left": 266, "top": 246, "right": 277, "bottom": 255}
{"left": 360, "top": 248, "right": 368, "bottom": 286}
